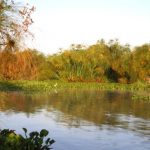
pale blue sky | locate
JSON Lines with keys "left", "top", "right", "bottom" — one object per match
{"left": 26, "top": 0, "right": 150, "bottom": 54}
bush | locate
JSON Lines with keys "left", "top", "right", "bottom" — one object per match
{"left": 0, "top": 128, "right": 55, "bottom": 150}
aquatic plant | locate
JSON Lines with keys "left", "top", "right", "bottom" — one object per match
{"left": 0, "top": 80, "right": 149, "bottom": 92}
{"left": 0, "top": 128, "right": 55, "bottom": 150}
{"left": 132, "top": 94, "right": 150, "bottom": 101}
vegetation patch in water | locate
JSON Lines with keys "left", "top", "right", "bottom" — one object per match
{"left": 0, "top": 80, "right": 149, "bottom": 92}
{"left": 132, "top": 94, "right": 150, "bottom": 101}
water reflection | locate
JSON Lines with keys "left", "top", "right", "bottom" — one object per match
{"left": 0, "top": 90, "right": 149, "bottom": 130}
{"left": 0, "top": 90, "right": 150, "bottom": 149}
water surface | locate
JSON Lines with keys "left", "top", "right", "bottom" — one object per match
{"left": 0, "top": 90, "right": 150, "bottom": 150}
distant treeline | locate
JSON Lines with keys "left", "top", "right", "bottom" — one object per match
{"left": 0, "top": 39, "right": 150, "bottom": 83}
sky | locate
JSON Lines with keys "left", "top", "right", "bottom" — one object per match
{"left": 25, "top": 0, "right": 150, "bottom": 54}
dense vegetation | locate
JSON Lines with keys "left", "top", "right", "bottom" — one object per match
{"left": 0, "top": 80, "right": 149, "bottom": 92}
{"left": 0, "top": 40, "right": 150, "bottom": 83}
{"left": 0, "top": 1, "right": 149, "bottom": 149}
{"left": 0, "top": 0, "right": 150, "bottom": 83}
{"left": 0, "top": 128, "right": 55, "bottom": 150}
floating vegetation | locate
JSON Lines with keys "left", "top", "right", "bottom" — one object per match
{"left": 132, "top": 94, "right": 150, "bottom": 101}
{"left": 0, "top": 80, "right": 149, "bottom": 93}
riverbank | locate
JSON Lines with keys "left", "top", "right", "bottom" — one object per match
{"left": 0, "top": 80, "right": 149, "bottom": 92}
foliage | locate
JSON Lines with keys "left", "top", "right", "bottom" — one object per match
{"left": 0, "top": 0, "right": 34, "bottom": 50}
{"left": 47, "top": 40, "right": 150, "bottom": 83}
{"left": 0, "top": 80, "right": 149, "bottom": 92}
{"left": 0, "top": 1, "right": 149, "bottom": 83}
{"left": 0, "top": 128, "right": 55, "bottom": 150}
{"left": 130, "top": 44, "right": 150, "bottom": 82}
{"left": 132, "top": 94, "right": 150, "bottom": 101}
{"left": 0, "top": 40, "right": 150, "bottom": 82}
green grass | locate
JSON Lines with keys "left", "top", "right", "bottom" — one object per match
{"left": 0, "top": 80, "right": 149, "bottom": 92}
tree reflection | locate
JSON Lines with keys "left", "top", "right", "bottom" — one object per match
{"left": 0, "top": 90, "right": 149, "bottom": 135}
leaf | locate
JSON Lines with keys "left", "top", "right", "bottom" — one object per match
{"left": 40, "top": 129, "right": 49, "bottom": 137}
{"left": 49, "top": 139, "right": 55, "bottom": 145}
{"left": 22, "top": 128, "right": 27, "bottom": 134}
{"left": 46, "top": 138, "right": 50, "bottom": 144}
{"left": 29, "top": 131, "right": 39, "bottom": 138}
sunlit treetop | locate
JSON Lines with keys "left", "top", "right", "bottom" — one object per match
{"left": 0, "top": 0, "right": 35, "bottom": 51}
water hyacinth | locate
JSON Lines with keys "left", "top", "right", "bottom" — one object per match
{"left": 0, "top": 80, "right": 149, "bottom": 93}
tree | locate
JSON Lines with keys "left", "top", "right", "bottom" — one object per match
{"left": 0, "top": 0, "right": 35, "bottom": 51}
{"left": 131, "top": 44, "right": 150, "bottom": 82}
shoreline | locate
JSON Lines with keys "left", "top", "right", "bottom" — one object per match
{"left": 0, "top": 80, "right": 149, "bottom": 92}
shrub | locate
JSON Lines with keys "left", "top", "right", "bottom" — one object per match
{"left": 0, "top": 128, "right": 55, "bottom": 150}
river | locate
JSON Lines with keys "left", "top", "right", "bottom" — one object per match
{"left": 0, "top": 90, "right": 149, "bottom": 150}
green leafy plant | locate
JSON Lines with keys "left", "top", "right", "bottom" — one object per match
{"left": 0, "top": 128, "right": 55, "bottom": 150}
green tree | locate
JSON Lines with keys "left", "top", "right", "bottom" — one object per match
{"left": 105, "top": 39, "right": 131, "bottom": 83}
{"left": 131, "top": 44, "right": 150, "bottom": 82}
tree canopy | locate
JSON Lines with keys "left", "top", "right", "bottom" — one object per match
{"left": 0, "top": 38, "right": 149, "bottom": 82}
